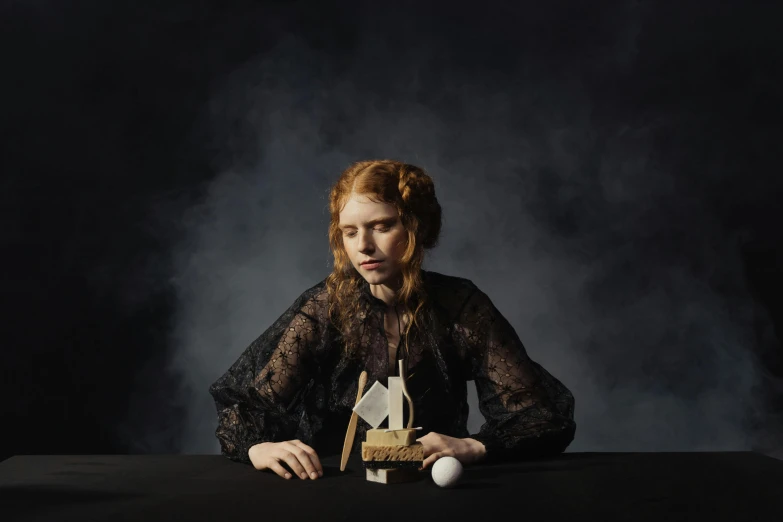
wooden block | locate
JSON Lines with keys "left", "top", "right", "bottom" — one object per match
{"left": 366, "top": 467, "right": 421, "bottom": 484}
{"left": 366, "top": 428, "right": 417, "bottom": 446}
{"left": 361, "top": 441, "right": 424, "bottom": 461}
{"left": 388, "top": 377, "right": 403, "bottom": 430}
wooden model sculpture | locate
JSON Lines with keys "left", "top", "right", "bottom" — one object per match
{"left": 340, "top": 361, "right": 423, "bottom": 484}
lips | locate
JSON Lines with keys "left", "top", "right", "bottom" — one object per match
{"left": 361, "top": 260, "right": 382, "bottom": 265}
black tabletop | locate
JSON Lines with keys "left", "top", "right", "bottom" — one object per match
{"left": 1, "top": 452, "right": 781, "bottom": 522}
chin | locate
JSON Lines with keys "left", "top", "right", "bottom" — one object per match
{"left": 365, "top": 270, "right": 401, "bottom": 283}
{"left": 360, "top": 268, "right": 387, "bottom": 278}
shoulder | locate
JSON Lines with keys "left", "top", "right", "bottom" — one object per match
{"left": 423, "top": 269, "right": 476, "bottom": 292}
{"left": 288, "top": 277, "right": 330, "bottom": 324}
{"left": 423, "top": 269, "right": 481, "bottom": 318}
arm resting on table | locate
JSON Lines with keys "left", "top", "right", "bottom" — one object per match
{"left": 208, "top": 297, "right": 321, "bottom": 464}
{"left": 455, "top": 288, "right": 576, "bottom": 465}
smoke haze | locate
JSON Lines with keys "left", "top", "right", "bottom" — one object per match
{"left": 107, "top": 2, "right": 783, "bottom": 458}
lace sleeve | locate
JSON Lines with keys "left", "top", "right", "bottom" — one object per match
{"left": 208, "top": 295, "right": 322, "bottom": 464}
{"left": 455, "top": 288, "right": 576, "bottom": 464}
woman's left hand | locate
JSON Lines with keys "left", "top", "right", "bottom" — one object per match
{"left": 416, "top": 432, "right": 485, "bottom": 470}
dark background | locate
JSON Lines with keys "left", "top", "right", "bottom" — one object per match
{"left": 2, "top": 0, "right": 782, "bottom": 462}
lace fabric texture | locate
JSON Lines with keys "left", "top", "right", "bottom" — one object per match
{"left": 208, "top": 270, "right": 576, "bottom": 466}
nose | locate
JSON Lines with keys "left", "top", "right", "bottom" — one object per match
{"left": 357, "top": 230, "right": 376, "bottom": 252}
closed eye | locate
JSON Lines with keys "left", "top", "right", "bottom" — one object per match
{"left": 345, "top": 226, "right": 390, "bottom": 238}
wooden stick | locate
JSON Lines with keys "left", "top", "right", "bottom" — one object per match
{"left": 340, "top": 371, "right": 368, "bottom": 471}
{"left": 398, "top": 360, "right": 415, "bottom": 429}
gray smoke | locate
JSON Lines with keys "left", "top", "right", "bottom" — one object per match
{"left": 127, "top": 5, "right": 782, "bottom": 458}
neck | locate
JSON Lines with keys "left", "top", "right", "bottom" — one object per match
{"left": 369, "top": 283, "right": 401, "bottom": 307}
{"left": 369, "top": 274, "right": 403, "bottom": 307}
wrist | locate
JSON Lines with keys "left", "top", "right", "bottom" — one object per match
{"left": 463, "top": 437, "right": 487, "bottom": 461}
{"left": 248, "top": 442, "right": 267, "bottom": 460}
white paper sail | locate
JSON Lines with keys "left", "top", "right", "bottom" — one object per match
{"left": 352, "top": 381, "right": 389, "bottom": 428}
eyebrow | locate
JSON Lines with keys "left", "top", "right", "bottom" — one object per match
{"left": 339, "top": 217, "right": 397, "bottom": 229}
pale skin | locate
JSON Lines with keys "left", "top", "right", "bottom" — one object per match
{"left": 248, "top": 192, "right": 485, "bottom": 478}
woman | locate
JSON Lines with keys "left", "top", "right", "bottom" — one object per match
{"left": 208, "top": 159, "right": 576, "bottom": 480}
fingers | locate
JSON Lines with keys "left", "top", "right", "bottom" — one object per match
{"left": 289, "top": 440, "right": 324, "bottom": 477}
{"left": 280, "top": 440, "right": 321, "bottom": 480}
{"left": 422, "top": 452, "right": 439, "bottom": 469}
{"left": 265, "top": 458, "right": 295, "bottom": 480}
{"left": 253, "top": 440, "right": 323, "bottom": 480}
{"left": 278, "top": 450, "right": 309, "bottom": 480}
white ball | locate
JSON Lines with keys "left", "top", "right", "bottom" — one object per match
{"left": 431, "top": 456, "right": 463, "bottom": 488}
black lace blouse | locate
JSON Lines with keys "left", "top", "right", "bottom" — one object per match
{"left": 208, "top": 269, "right": 576, "bottom": 465}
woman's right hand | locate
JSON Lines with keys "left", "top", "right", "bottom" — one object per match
{"left": 248, "top": 440, "right": 324, "bottom": 480}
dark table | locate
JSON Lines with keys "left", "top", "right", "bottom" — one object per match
{"left": 1, "top": 452, "right": 782, "bottom": 522}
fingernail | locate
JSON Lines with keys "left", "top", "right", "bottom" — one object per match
{"left": 301, "top": 472, "right": 308, "bottom": 479}
{"left": 310, "top": 472, "right": 318, "bottom": 479}
{"left": 285, "top": 473, "right": 291, "bottom": 479}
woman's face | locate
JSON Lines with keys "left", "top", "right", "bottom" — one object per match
{"left": 338, "top": 193, "right": 408, "bottom": 290}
